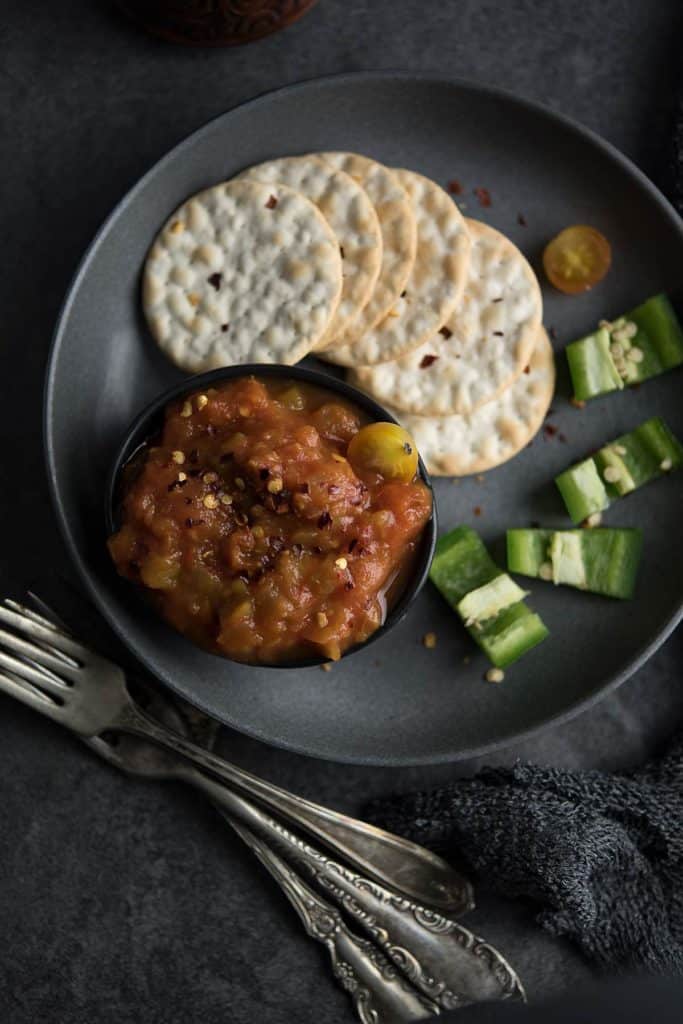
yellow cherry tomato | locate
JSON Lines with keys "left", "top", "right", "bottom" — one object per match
{"left": 347, "top": 422, "right": 419, "bottom": 483}
{"left": 542, "top": 225, "right": 612, "bottom": 295}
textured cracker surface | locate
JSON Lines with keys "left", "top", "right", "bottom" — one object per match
{"left": 319, "top": 152, "right": 417, "bottom": 348}
{"left": 392, "top": 328, "right": 555, "bottom": 476}
{"left": 143, "top": 179, "right": 342, "bottom": 370}
{"left": 237, "top": 155, "right": 382, "bottom": 342}
{"left": 322, "top": 168, "right": 471, "bottom": 367}
{"left": 351, "top": 218, "right": 542, "bottom": 416}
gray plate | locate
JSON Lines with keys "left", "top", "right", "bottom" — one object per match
{"left": 45, "top": 72, "right": 683, "bottom": 766}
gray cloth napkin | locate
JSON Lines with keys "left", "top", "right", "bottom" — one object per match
{"left": 367, "top": 727, "right": 683, "bottom": 974}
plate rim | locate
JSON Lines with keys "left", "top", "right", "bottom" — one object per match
{"left": 43, "top": 70, "right": 683, "bottom": 765}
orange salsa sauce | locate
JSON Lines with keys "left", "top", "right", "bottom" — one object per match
{"left": 108, "top": 377, "right": 432, "bottom": 665}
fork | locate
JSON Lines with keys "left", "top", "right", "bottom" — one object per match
{"left": 0, "top": 598, "right": 472, "bottom": 915}
{"left": 82, "top": 721, "right": 523, "bottom": 1013}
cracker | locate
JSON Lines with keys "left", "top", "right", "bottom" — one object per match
{"left": 320, "top": 169, "right": 471, "bottom": 367}
{"left": 388, "top": 328, "right": 555, "bottom": 476}
{"left": 236, "top": 155, "right": 382, "bottom": 343}
{"left": 143, "top": 180, "right": 342, "bottom": 371}
{"left": 317, "top": 152, "right": 417, "bottom": 349}
{"left": 351, "top": 218, "right": 542, "bottom": 416}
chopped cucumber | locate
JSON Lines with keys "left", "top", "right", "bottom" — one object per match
{"left": 507, "top": 527, "right": 643, "bottom": 599}
{"left": 566, "top": 294, "right": 683, "bottom": 401}
{"left": 430, "top": 525, "right": 548, "bottom": 668}
{"left": 555, "top": 416, "right": 683, "bottom": 524}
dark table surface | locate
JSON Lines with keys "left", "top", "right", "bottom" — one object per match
{"left": 1, "top": 2, "right": 682, "bottom": 1021}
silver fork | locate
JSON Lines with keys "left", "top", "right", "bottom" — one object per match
{"left": 0, "top": 598, "right": 472, "bottom": 915}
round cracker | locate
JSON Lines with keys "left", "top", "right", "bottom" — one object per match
{"left": 320, "top": 169, "right": 471, "bottom": 368}
{"left": 389, "top": 328, "right": 555, "bottom": 477}
{"left": 317, "top": 152, "right": 417, "bottom": 349}
{"left": 143, "top": 180, "right": 342, "bottom": 371}
{"left": 236, "top": 155, "right": 382, "bottom": 343}
{"left": 351, "top": 218, "right": 542, "bottom": 416}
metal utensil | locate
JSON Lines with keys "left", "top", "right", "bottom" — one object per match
{"left": 0, "top": 598, "right": 472, "bottom": 914}
{"left": 227, "top": 816, "right": 439, "bottom": 1024}
{"left": 83, "top": 725, "right": 523, "bottom": 1012}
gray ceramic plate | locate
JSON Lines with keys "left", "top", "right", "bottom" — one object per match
{"left": 45, "top": 73, "right": 683, "bottom": 765}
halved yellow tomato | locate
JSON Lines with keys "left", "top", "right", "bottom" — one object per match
{"left": 543, "top": 225, "right": 612, "bottom": 295}
{"left": 347, "top": 422, "right": 419, "bottom": 483}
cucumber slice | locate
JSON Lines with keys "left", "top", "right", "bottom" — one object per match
{"left": 457, "top": 575, "right": 528, "bottom": 626}
{"left": 430, "top": 525, "right": 548, "bottom": 668}
{"left": 555, "top": 417, "right": 682, "bottom": 523}
{"left": 565, "top": 294, "right": 683, "bottom": 401}
{"left": 473, "top": 603, "right": 549, "bottom": 669}
{"left": 506, "top": 527, "right": 643, "bottom": 599}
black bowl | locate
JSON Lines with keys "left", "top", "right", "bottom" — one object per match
{"left": 105, "top": 363, "right": 437, "bottom": 668}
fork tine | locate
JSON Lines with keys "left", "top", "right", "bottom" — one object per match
{"left": 0, "top": 669, "right": 64, "bottom": 720}
{"left": 0, "top": 646, "right": 72, "bottom": 698}
{"left": 6, "top": 597, "right": 73, "bottom": 636}
{"left": 0, "top": 603, "right": 86, "bottom": 662}
{"left": 0, "top": 626, "right": 79, "bottom": 680}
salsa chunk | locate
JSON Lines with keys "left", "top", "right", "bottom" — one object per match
{"left": 108, "top": 376, "right": 432, "bottom": 665}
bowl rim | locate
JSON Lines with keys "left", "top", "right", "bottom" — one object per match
{"left": 105, "top": 361, "right": 437, "bottom": 670}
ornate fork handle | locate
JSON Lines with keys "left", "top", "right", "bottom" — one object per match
{"left": 187, "top": 769, "right": 525, "bottom": 1013}
{"left": 116, "top": 700, "right": 473, "bottom": 915}
{"left": 228, "top": 814, "right": 438, "bottom": 1024}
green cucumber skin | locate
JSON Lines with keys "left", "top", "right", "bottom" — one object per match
{"left": 627, "top": 293, "right": 683, "bottom": 371}
{"left": 566, "top": 327, "right": 624, "bottom": 401}
{"left": 430, "top": 526, "right": 500, "bottom": 607}
{"left": 506, "top": 529, "right": 553, "bottom": 576}
{"left": 556, "top": 417, "right": 683, "bottom": 522}
{"left": 565, "top": 294, "right": 683, "bottom": 401}
{"left": 471, "top": 603, "right": 549, "bottom": 668}
{"left": 506, "top": 528, "right": 642, "bottom": 599}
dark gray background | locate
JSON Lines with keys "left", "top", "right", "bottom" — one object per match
{"left": 1, "top": 1, "right": 682, "bottom": 1021}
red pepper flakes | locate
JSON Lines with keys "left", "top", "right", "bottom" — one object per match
{"left": 517, "top": 212, "right": 527, "bottom": 226}
{"left": 265, "top": 195, "right": 278, "bottom": 209}
{"left": 523, "top": 365, "right": 530, "bottom": 374}
{"left": 340, "top": 245, "right": 345, "bottom": 259}
{"left": 221, "top": 323, "right": 229, "bottom": 332}
{"left": 447, "top": 179, "right": 463, "bottom": 195}
{"left": 473, "top": 187, "right": 492, "bottom": 208}
{"left": 420, "top": 354, "right": 439, "bottom": 369}
{"left": 544, "top": 424, "right": 558, "bottom": 438}
{"left": 439, "top": 326, "right": 453, "bottom": 339}
{"left": 473, "top": 506, "right": 482, "bottom": 517}
{"left": 570, "top": 397, "right": 586, "bottom": 410}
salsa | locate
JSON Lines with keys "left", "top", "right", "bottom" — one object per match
{"left": 108, "top": 377, "right": 432, "bottom": 665}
